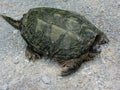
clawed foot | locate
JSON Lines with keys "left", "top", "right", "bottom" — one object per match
{"left": 61, "top": 66, "right": 75, "bottom": 76}
{"left": 25, "top": 46, "right": 40, "bottom": 61}
{"left": 59, "top": 59, "right": 80, "bottom": 76}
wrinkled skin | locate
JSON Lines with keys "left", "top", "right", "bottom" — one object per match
{"left": 1, "top": 7, "right": 109, "bottom": 76}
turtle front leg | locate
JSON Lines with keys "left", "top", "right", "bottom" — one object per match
{"left": 25, "top": 46, "right": 41, "bottom": 61}
{"left": 58, "top": 52, "right": 99, "bottom": 76}
{"left": 59, "top": 58, "right": 82, "bottom": 76}
{"left": 57, "top": 54, "right": 89, "bottom": 76}
{"left": 83, "top": 52, "right": 99, "bottom": 61}
{"left": 85, "top": 45, "right": 101, "bottom": 61}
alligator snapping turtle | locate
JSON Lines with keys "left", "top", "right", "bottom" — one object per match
{"left": 0, "top": 7, "right": 109, "bottom": 76}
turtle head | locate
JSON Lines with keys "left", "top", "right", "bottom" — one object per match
{"left": 0, "top": 14, "right": 22, "bottom": 30}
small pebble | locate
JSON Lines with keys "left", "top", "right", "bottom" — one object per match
{"left": 57, "top": 76, "right": 63, "bottom": 79}
{"left": 13, "top": 60, "right": 19, "bottom": 64}
{"left": 2, "top": 84, "right": 9, "bottom": 90}
{"left": 34, "top": 77, "right": 41, "bottom": 82}
{"left": 13, "top": 30, "right": 18, "bottom": 34}
{"left": 42, "top": 76, "right": 51, "bottom": 84}
{"left": 24, "top": 59, "right": 29, "bottom": 63}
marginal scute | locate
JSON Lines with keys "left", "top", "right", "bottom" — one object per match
{"left": 54, "top": 13, "right": 63, "bottom": 23}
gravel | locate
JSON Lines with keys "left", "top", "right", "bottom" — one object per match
{"left": 42, "top": 76, "right": 51, "bottom": 84}
{"left": 1, "top": 84, "right": 9, "bottom": 90}
{"left": 0, "top": 0, "right": 120, "bottom": 90}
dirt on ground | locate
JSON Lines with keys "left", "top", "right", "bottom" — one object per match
{"left": 0, "top": 0, "right": 120, "bottom": 90}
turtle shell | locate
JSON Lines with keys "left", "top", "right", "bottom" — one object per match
{"left": 20, "top": 7, "right": 103, "bottom": 60}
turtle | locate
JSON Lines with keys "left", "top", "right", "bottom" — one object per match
{"left": 0, "top": 7, "right": 109, "bottom": 76}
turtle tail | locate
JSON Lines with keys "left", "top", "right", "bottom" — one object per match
{"left": 0, "top": 14, "right": 21, "bottom": 30}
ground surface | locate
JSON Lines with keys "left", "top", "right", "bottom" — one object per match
{"left": 0, "top": 0, "right": 120, "bottom": 90}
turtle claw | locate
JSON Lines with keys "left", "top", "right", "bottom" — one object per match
{"left": 61, "top": 67, "right": 75, "bottom": 76}
{"left": 25, "top": 46, "right": 40, "bottom": 61}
